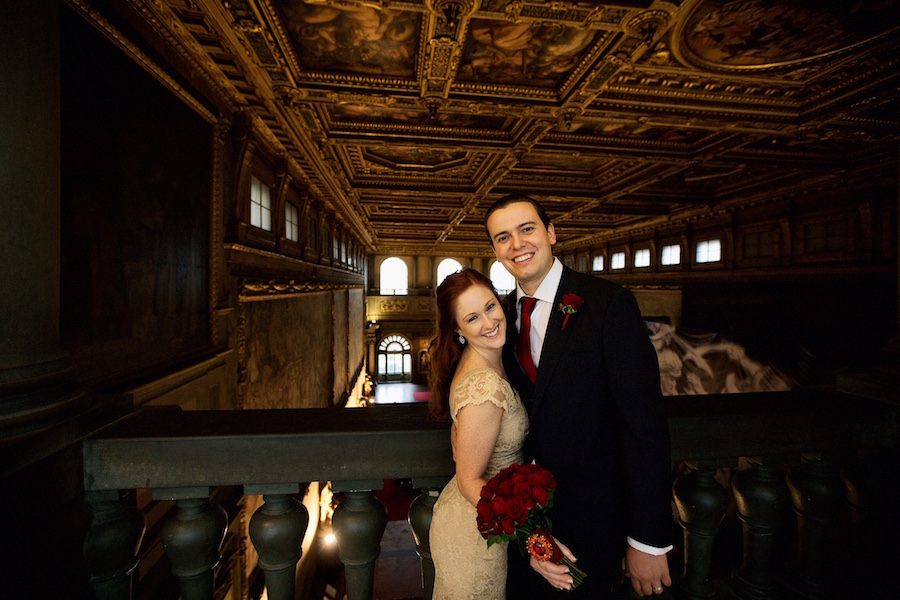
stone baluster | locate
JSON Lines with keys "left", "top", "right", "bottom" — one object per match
{"left": 409, "top": 481, "right": 445, "bottom": 600}
{"left": 730, "top": 458, "right": 791, "bottom": 600}
{"left": 247, "top": 484, "right": 309, "bottom": 600}
{"left": 331, "top": 483, "right": 388, "bottom": 600}
{"left": 673, "top": 462, "right": 730, "bottom": 600}
{"left": 785, "top": 454, "right": 847, "bottom": 599}
{"left": 158, "top": 489, "right": 228, "bottom": 600}
{"left": 83, "top": 490, "right": 146, "bottom": 600}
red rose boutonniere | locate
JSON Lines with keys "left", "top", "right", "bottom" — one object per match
{"left": 558, "top": 293, "right": 584, "bottom": 331}
{"left": 476, "top": 463, "right": 587, "bottom": 589}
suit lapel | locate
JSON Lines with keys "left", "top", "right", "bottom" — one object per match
{"left": 530, "top": 268, "right": 578, "bottom": 416}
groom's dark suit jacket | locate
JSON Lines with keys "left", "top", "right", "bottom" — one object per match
{"left": 504, "top": 266, "right": 673, "bottom": 598}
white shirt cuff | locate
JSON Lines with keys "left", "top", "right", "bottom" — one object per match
{"left": 627, "top": 537, "right": 673, "bottom": 555}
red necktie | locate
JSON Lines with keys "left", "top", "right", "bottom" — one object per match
{"left": 516, "top": 297, "right": 538, "bottom": 383}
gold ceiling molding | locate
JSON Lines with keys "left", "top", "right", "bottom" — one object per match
{"left": 240, "top": 279, "right": 364, "bottom": 300}
{"left": 75, "top": 0, "right": 899, "bottom": 255}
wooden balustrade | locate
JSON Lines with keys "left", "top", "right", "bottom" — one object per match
{"left": 81, "top": 391, "right": 898, "bottom": 600}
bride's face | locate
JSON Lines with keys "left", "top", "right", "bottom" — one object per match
{"left": 454, "top": 284, "right": 506, "bottom": 352}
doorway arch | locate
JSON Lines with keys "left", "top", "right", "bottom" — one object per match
{"left": 377, "top": 334, "right": 412, "bottom": 382}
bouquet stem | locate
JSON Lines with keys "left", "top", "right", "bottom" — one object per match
{"left": 561, "top": 556, "right": 587, "bottom": 589}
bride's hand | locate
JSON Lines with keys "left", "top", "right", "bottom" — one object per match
{"left": 529, "top": 536, "right": 577, "bottom": 591}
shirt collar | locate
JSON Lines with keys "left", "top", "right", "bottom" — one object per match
{"left": 517, "top": 258, "right": 563, "bottom": 305}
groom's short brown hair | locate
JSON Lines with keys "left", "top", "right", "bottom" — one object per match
{"left": 483, "top": 194, "right": 552, "bottom": 245}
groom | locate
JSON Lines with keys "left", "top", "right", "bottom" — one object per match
{"left": 484, "top": 194, "right": 674, "bottom": 598}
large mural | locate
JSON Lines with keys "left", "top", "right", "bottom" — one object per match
{"left": 458, "top": 19, "right": 599, "bottom": 87}
{"left": 276, "top": 1, "right": 419, "bottom": 77}
{"left": 682, "top": 0, "right": 890, "bottom": 67}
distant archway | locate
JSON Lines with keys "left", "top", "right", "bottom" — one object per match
{"left": 490, "top": 261, "right": 515, "bottom": 295}
{"left": 436, "top": 258, "right": 463, "bottom": 286}
{"left": 377, "top": 334, "right": 412, "bottom": 382}
{"left": 380, "top": 257, "right": 408, "bottom": 295}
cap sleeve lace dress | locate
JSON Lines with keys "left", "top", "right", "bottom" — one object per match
{"left": 430, "top": 367, "right": 529, "bottom": 599}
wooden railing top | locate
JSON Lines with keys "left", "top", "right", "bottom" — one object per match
{"left": 82, "top": 390, "right": 898, "bottom": 492}
{"left": 83, "top": 403, "right": 453, "bottom": 491}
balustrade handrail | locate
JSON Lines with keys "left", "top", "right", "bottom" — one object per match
{"left": 83, "top": 389, "right": 897, "bottom": 492}
{"left": 83, "top": 403, "right": 454, "bottom": 491}
{"left": 80, "top": 389, "right": 899, "bottom": 600}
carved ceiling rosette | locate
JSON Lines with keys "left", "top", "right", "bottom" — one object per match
{"left": 624, "top": 8, "right": 674, "bottom": 50}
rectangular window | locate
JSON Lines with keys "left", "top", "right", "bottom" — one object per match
{"left": 743, "top": 231, "right": 776, "bottom": 258}
{"left": 611, "top": 252, "right": 625, "bottom": 270}
{"left": 592, "top": 255, "right": 604, "bottom": 272}
{"left": 249, "top": 176, "right": 272, "bottom": 231}
{"left": 285, "top": 202, "right": 299, "bottom": 242}
{"left": 661, "top": 244, "right": 681, "bottom": 266}
{"left": 634, "top": 248, "right": 650, "bottom": 268}
{"left": 576, "top": 256, "right": 588, "bottom": 272}
{"left": 805, "top": 220, "right": 848, "bottom": 253}
{"left": 696, "top": 239, "right": 722, "bottom": 263}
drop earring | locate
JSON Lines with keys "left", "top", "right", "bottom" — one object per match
{"left": 458, "top": 333, "right": 466, "bottom": 345}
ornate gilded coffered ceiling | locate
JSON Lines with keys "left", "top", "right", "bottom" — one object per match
{"left": 71, "top": 0, "right": 899, "bottom": 256}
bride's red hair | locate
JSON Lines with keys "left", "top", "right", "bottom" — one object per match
{"left": 427, "top": 268, "right": 502, "bottom": 420}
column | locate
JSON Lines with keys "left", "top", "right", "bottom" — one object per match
{"left": 158, "top": 489, "right": 228, "bottom": 600}
{"left": 408, "top": 485, "right": 443, "bottom": 600}
{"left": 730, "top": 458, "right": 791, "bottom": 600}
{"left": 673, "top": 462, "right": 729, "bottom": 600}
{"left": 785, "top": 455, "right": 848, "bottom": 599}
{"left": 0, "top": 0, "right": 86, "bottom": 446}
{"left": 247, "top": 485, "right": 309, "bottom": 600}
{"left": 83, "top": 490, "right": 146, "bottom": 600}
{"left": 331, "top": 485, "right": 388, "bottom": 600}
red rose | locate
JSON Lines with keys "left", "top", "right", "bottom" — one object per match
{"left": 559, "top": 293, "right": 584, "bottom": 331}
{"left": 491, "top": 495, "right": 507, "bottom": 517}
{"left": 497, "top": 479, "right": 513, "bottom": 497}
{"left": 513, "top": 482, "right": 531, "bottom": 499}
{"left": 504, "top": 497, "right": 527, "bottom": 524}
{"left": 561, "top": 293, "right": 583, "bottom": 310}
{"left": 532, "top": 485, "right": 549, "bottom": 506}
{"left": 529, "top": 468, "right": 556, "bottom": 490}
{"left": 501, "top": 518, "right": 516, "bottom": 536}
{"left": 477, "top": 499, "right": 494, "bottom": 522}
{"left": 485, "top": 477, "right": 499, "bottom": 494}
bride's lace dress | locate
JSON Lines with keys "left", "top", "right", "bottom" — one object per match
{"left": 430, "top": 368, "right": 529, "bottom": 599}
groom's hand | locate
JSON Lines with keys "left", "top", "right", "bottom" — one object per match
{"left": 625, "top": 545, "right": 671, "bottom": 596}
{"left": 530, "top": 536, "right": 577, "bottom": 591}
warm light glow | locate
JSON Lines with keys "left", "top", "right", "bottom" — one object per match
{"left": 324, "top": 532, "right": 336, "bottom": 545}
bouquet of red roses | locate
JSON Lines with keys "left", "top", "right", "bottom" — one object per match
{"left": 475, "top": 462, "right": 586, "bottom": 589}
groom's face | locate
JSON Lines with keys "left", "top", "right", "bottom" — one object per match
{"left": 486, "top": 201, "right": 556, "bottom": 296}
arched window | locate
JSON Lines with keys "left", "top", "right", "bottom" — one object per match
{"left": 490, "top": 261, "right": 515, "bottom": 295}
{"left": 436, "top": 258, "right": 463, "bottom": 286}
{"left": 377, "top": 335, "right": 412, "bottom": 381}
{"left": 380, "top": 257, "right": 408, "bottom": 295}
